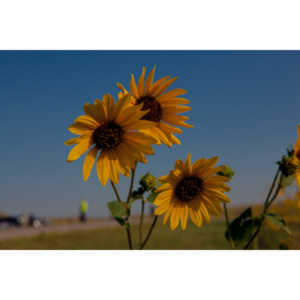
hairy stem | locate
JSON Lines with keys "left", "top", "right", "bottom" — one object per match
{"left": 126, "top": 226, "right": 133, "bottom": 250}
{"left": 140, "top": 216, "right": 158, "bottom": 250}
{"left": 139, "top": 197, "right": 145, "bottom": 247}
{"left": 223, "top": 203, "right": 235, "bottom": 249}
{"left": 110, "top": 181, "right": 121, "bottom": 203}
{"left": 127, "top": 163, "right": 137, "bottom": 204}
{"left": 244, "top": 171, "right": 283, "bottom": 250}
{"left": 264, "top": 168, "right": 281, "bottom": 211}
{"left": 110, "top": 180, "right": 133, "bottom": 250}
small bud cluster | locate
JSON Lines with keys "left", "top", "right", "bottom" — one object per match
{"left": 131, "top": 172, "right": 159, "bottom": 201}
{"left": 277, "top": 148, "right": 297, "bottom": 177}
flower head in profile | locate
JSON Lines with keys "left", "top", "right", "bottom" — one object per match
{"left": 117, "top": 66, "right": 193, "bottom": 147}
{"left": 65, "top": 94, "right": 156, "bottom": 186}
{"left": 154, "top": 154, "right": 231, "bottom": 230}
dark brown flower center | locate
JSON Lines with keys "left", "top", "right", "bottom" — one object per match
{"left": 175, "top": 176, "right": 203, "bottom": 203}
{"left": 92, "top": 121, "right": 123, "bottom": 151}
{"left": 136, "top": 96, "right": 162, "bottom": 122}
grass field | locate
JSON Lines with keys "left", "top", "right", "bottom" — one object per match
{"left": 0, "top": 216, "right": 300, "bottom": 250}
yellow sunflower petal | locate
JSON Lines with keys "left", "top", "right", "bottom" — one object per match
{"left": 163, "top": 105, "right": 192, "bottom": 114}
{"left": 74, "top": 115, "right": 99, "bottom": 128}
{"left": 162, "top": 208, "right": 172, "bottom": 224}
{"left": 148, "top": 75, "right": 171, "bottom": 96}
{"left": 83, "top": 102, "right": 104, "bottom": 123}
{"left": 68, "top": 123, "right": 95, "bottom": 135}
{"left": 159, "top": 122, "right": 183, "bottom": 134}
{"left": 199, "top": 203, "right": 210, "bottom": 224}
{"left": 159, "top": 97, "right": 190, "bottom": 105}
{"left": 83, "top": 146, "right": 98, "bottom": 181}
{"left": 294, "top": 124, "right": 300, "bottom": 157}
{"left": 296, "top": 172, "right": 300, "bottom": 189}
{"left": 116, "top": 82, "right": 128, "bottom": 94}
{"left": 130, "top": 74, "right": 139, "bottom": 98}
{"left": 137, "top": 67, "right": 146, "bottom": 97}
{"left": 180, "top": 205, "right": 188, "bottom": 230}
{"left": 189, "top": 208, "right": 203, "bottom": 227}
{"left": 67, "top": 137, "right": 92, "bottom": 162}
{"left": 170, "top": 206, "right": 180, "bottom": 230}
{"left": 145, "top": 66, "right": 156, "bottom": 93}
{"left": 152, "top": 77, "right": 178, "bottom": 97}
{"left": 157, "top": 88, "right": 187, "bottom": 101}
{"left": 185, "top": 154, "right": 192, "bottom": 174}
{"left": 102, "top": 94, "right": 115, "bottom": 118}
{"left": 96, "top": 151, "right": 110, "bottom": 186}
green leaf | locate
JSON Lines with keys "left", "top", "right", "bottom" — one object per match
{"left": 281, "top": 174, "right": 295, "bottom": 188}
{"left": 107, "top": 201, "right": 127, "bottom": 218}
{"left": 225, "top": 207, "right": 261, "bottom": 248}
{"left": 265, "top": 213, "right": 292, "bottom": 235}
{"left": 114, "top": 217, "right": 126, "bottom": 226}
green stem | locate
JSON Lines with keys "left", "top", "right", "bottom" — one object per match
{"left": 127, "top": 163, "right": 137, "bottom": 204}
{"left": 264, "top": 168, "right": 281, "bottom": 211}
{"left": 223, "top": 203, "right": 235, "bottom": 249}
{"left": 139, "top": 197, "right": 145, "bottom": 246}
{"left": 140, "top": 216, "right": 158, "bottom": 250}
{"left": 244, "top": 172, "right": 283, "bottom": 250}
{"left": 125, "top": 226, "right": 133, "bottom": 250}
{"left": 110, "top": 180, "right": 133, "bottom": 250}
{"left": 110, "top": 181, "right": 121, "bottom": 203}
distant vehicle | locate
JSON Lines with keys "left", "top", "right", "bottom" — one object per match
{"left": 28, "top": 215, "right": 50, "bottom": 229}
{"left": 0, "top": 216, "right": 22, "bottom": 227}
{"left": 0, "top": 214, "right": 50, "bottom": 229}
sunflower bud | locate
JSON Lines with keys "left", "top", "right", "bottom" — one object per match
{"left": 217, "top": 165, "right": 235, "bottom": 180}
{"left": 277, "top": 148, "right": 297, "bottom": 177}
{"left": 139, "top": 172, "right": 157, "bottom": 192}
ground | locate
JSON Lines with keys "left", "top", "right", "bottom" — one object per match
{"left": 0, "top": 215, "right": 299, "bottom": 250}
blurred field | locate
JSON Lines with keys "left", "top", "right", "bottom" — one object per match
{"left": 0, "top": 216, "right": 300, "bottom": 250}
{"left": 0, "top": 219, "right": 230, "bottom": 250}
{"left": 1, "top": 192, "right": 300, "bottom": 250}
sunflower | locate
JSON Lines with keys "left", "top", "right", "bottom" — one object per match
{"left": 294, "top": 124, "right": 300, "bottom": 188}
{"left": 65, "top": 94, "right": 156, "bottom": 186}
{"left": 154, "top": 154, "right": 231, "bottom": 230}
{"left": 117, "top": 66, "right": 193, "bottom": 147}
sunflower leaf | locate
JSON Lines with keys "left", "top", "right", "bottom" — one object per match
{"left": 265, "top": 213, "right": 291, "bottom": 235}
{"left": 107, "top": 201, "right": 127, "bottom": 218}
{"left": 225, "top": 207, "right": 261, "bottom": 248}
{"left": 114, "top": 217, "right": 126, "bottom": 226}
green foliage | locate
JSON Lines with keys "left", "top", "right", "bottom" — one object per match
{"left": 265, "top": 213, "right": 291, "bottom": 235}
{"left": 281, "top": 174, "right": 296, "bottom": 188}
{"left": 107, "top": 201, "right": 127, "bottom": 218}
{"left": 225, "top": 207, "right": 261, "bottom": 248}
{"left": 107, "top": 201, "right": 128, "bottom": 226}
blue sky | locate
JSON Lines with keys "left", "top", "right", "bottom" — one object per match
{"left": 0, "top": 51, "right": 299, "bottom": 217}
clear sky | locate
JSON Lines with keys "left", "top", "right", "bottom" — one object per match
{"left": 0, "top": 51, "right": 299, "bottom": 217}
